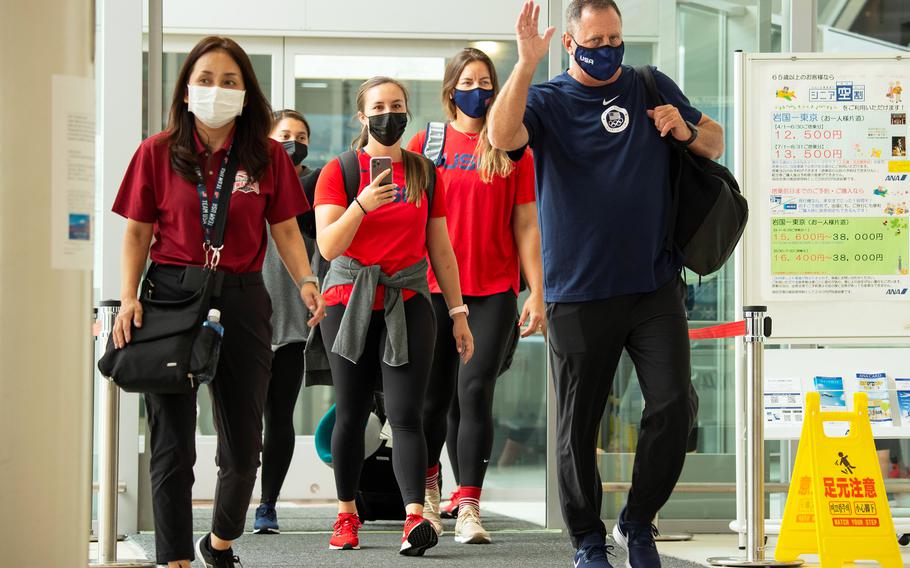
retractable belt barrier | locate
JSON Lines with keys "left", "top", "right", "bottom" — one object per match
{"left": 701, "top": 308, "right": 803, "bottom": 567}
{"left": 91, "top": 301, "right": 155, "bottom": 568}
{"left": 689, "top": 320, "right": 747, "bottom": 340}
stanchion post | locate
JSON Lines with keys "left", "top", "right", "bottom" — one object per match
{"left": 708, "top": 307, "right": 803, "bottom": 567}
{"left": 91, "top": 300, "right": 154, "bottom": 568}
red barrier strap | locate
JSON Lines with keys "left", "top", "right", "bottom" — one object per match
{"left": 689, "top": 320, "right": 746, "bottom": 340}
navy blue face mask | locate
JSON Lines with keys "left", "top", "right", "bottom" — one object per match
{"left": 452, "top": 87, "right": 495, "bottom": 119}
{"left": 570, "top": 37, "right": 624, "bottom": 82}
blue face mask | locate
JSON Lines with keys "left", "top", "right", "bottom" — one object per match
{"left": 452, "top": 87, "right": 495, "bottom": 119}
{"left": 571, "top": 38, "right": 624, "bottom": 82}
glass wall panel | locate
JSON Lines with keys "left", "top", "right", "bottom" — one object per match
{"left": 598, "top": 2, "right": 763, "bottom": 524}
{"left": 143, "top": 51, "right": 272, "bottom": 137}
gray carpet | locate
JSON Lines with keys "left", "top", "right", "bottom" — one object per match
{"left": 186, "top": 504, "right": 541, "bottom": 533}
{"left": 128, "top": 506, "right": 707, "bottom": 567}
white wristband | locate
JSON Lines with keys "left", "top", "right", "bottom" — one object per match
{"left": 448, "top": 304, "right": 469, "bottom": 318}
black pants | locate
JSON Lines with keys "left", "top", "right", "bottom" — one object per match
{"left": 423, "top": 292, "right": 518, "bottom": 488}
{"left": 547, "top": 276, "right": 697, "bottom": 547}
{"left": 321, "top": 296, "right": 436, "bottom": 506}
{"left": 260, "top": 342, "right": 305, "bottom": 505}
{"left": 143, "top": 265, "right": 272, "bottom": 564}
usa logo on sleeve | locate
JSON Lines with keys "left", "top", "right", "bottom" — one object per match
{"left": 601, "top": 105, "right": 629, "bottom": 134}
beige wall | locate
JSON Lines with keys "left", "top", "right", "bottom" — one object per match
{"left": 0, "top": 0, "right": 94, "bottom": 565}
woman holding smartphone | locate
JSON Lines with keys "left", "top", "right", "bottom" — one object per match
{"left": 314, "top": 76, "right": 474, "bottom": 557}
{"left": 255, "top": 109, "right": 321, "bottom": 535}
{"left": 110, "top": 37, "right": 325, "bottom": 568}
{"left": 406, "top": 47, "right": 545, "bottom": 544}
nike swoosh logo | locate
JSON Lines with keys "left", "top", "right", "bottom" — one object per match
{"left": 603, "top": 95, "right": 620, "bottom": 106}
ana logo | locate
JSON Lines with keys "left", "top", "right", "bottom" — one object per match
{"left": 885, "top": 174, "right": 908, "bottom": 182}
{"left": 232, "top": 170, "right": 260, "bottom": 194}
{"left": 601, "top": 105, "right": 629, "bottom": 134}
{"left": 886, "top": 288, "right": 908, "bottom": 295}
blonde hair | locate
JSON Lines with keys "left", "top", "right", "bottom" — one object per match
{"left": 442, "top": 48, "right": 513, "bottom": 183}
{"left": 352, "top": 76, "right": 431, "bottom": 206}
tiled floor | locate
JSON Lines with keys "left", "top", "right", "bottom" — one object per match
{"left": 657, "top": 533, "right": 910, "bottom": 567}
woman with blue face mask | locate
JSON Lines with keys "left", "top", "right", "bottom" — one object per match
{"left": 405, "top": 47, "right": 545, "bottom": 544}
{"left": 254, "top": 109, "right": 323, "bottom": 535}
{"left": 110, "top": 37, "right": 325, "bottom": 568}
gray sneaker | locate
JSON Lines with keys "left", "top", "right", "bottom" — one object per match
{"left": 454, "top": 504, "right": 491, "bottom": 544}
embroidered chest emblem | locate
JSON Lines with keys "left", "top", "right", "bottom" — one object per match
{"left": 233, "top": 170, "right": 260, "bottom": 194}
{"left": 601, "top": 105, "right": 630, "bottom": 134}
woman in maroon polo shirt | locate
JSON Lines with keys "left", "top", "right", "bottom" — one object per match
{"left": 110, "top": 36, "right": 325, "bottom": 568}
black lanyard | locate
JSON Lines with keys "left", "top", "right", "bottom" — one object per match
{"left": 194, "top": 146, "right": 233, "bottom": 245}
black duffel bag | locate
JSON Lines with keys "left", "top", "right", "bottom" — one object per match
{"left": 637, "top": 66, "right": 748, "bottom": 276}
{"left": 98, "top": 148, "right": 238, "bottom": 393}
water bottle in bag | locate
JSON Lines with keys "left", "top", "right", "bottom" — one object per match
{"left": 192, "top": 309, "right": 224, "bottom": 385}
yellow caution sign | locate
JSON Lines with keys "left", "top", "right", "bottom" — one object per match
{"left": 776, "top": 392, "right": 902, "bottom": 567}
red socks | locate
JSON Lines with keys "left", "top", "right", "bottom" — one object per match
{"left": 459, "top": 485, "right": 482, "bottom": 510}
{"left": 425, "top": 463, "right": 440, "bottom": 491}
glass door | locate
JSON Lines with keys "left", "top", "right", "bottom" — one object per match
{"left": 283, "top": 36, "right": 550, "bottom": 520}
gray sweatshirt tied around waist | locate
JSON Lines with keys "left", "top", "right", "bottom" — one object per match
{"left": 304, "top": 255, "right": 431, "bottom": 385}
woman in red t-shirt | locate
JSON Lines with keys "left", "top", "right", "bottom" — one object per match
{"left": 110, "top": 37, "right": 325, "bottom": 568}
{"left": 314, "top": 76, "right": 474, "bottom": 557}
{"left": 405, "top": 47, "right": 545, "bottom": 544}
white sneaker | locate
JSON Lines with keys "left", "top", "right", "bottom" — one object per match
{"left": 454, "top": 504, "right": 491, "bottom": 544}
{"left": 424, "top": 486, "right": 444, "bottom": 536}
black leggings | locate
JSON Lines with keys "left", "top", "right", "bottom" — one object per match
{"left": 260, "top": 342, "right": 305, "bottom": 505}
{"left": 424, "top": 292, "right": 518, "bottom": 488}
{"left": 322, "top": 296, "right": 436, "bottom": 506}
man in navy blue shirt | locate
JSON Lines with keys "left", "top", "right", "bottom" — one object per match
{"left": 488, "top": 1, "right": 724, "bottom": 567}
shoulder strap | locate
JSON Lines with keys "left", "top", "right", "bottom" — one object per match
{"left": 636, "top": 65, "right": 665, "bottom": 110}
{"left": 426, "top": 162, "right": 436, "bottom": 214}
{"left": 421, "top": 122, "right": 447, "bottom": 167}
{"left": 209, "top": 152, "right": 240, "bottom": 249}
{"left": 337, "top": 150, "right": 361, "bottom": 205}
{"left": 401, "top": 149, "right": 436, "bottom": 215}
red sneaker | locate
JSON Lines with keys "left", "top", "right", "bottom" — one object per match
{"left": 399, "top": 514, "right": 438, "bottom": 556}
{"left": 440, "top": 488, "right": 460, "bottom": 519}
{"left": 329, "top": 513, "right": 362, "bottom": 550}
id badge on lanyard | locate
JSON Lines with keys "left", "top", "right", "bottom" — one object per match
{"left": 194, "top": 147, "right": 232, "bottom": 269}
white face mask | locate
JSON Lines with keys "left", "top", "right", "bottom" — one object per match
{"left": 187, "top": 85, "right": 245, "bottom": 129}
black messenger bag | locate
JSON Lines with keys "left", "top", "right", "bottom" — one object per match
{"left": 98, "top": 149, "right": 238, "bottom": 393}
{"left": 637, "top": 65, "right": 748, "bottom": 276}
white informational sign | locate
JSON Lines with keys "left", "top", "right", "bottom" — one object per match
{"left": 51, "top": 75, "right": 95, "bottom": 270}
{"left": 756, "top": 63, "right": 909, "bottom": 301}
{"left": 740, "top": 53, "right": 910, "bottom": 339}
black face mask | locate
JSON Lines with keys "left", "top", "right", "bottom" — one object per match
{"left": 367, "top": 112, "right": 408, "bottom": 147}
{"left": 282, "top": 139, "right": 308, "bottom": 166}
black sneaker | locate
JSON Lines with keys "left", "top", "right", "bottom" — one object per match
{"left": 611, "top": 508, "right": 660, "bottom": 568}
{"left": 194, "top": 533, "right": 244, "bottom": 568}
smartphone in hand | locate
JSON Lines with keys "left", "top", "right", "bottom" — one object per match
{"left": 370, "top": 156, "right": 393, "bottom": 185}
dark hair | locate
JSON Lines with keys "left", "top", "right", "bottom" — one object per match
{"left": 164, "top": 36, "right": 272, "bottom": 184}
{"left": 441, "top": 48, "right": 512, "bottom": 183}
{"left": 352, "top": 76, "right": 430, "bottom": 206}
{"left": 272, "top": 109, "right": 311, "bottom": 138}
{"left": 566, "top": 0, "right": 622, "bottom": 34}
